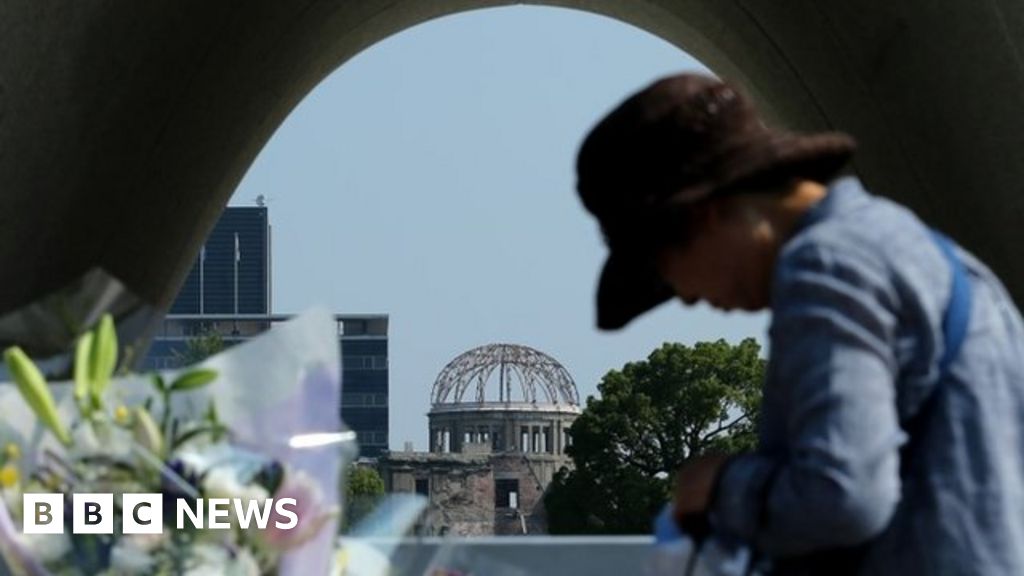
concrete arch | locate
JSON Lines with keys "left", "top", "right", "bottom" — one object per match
{"left": 2, "top": 0, "right": 1024, "bottom": 318}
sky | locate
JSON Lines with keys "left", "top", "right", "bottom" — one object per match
{"left": 230, "top": 6, "right": 769, "bottom": 451}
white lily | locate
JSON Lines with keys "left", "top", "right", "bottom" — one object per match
{"left": 109, "top": 535, "right": 160, "bottom": 575}
{"left": 201, "top": 468, "right": 269, "bottom": 503}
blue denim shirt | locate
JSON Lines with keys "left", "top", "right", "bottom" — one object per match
{"left": 711, "top": 177, "right": 1024, "bottom": 574}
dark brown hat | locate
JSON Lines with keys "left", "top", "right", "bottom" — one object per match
{"left": 578, "top": 73, "right": 856, "bottom": 330}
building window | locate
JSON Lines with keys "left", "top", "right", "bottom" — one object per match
{"left": 343, "top": 356, "right": 388, "bottom": 371}
{"left": 415, "top": 478, "right": 429, "bottom": 497}
{"left": 495, "top": 479, "right": 519, "bottom": 509}
{"left": 346, "top": 320, "right": 367, "bottom": 335}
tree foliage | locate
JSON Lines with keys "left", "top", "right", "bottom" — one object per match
{"left": 545, "top": 339, "right": 764, "bottom": 534}
{"left": 172, "top": 329, "right": 225, "bottom": 367}
{"left": 343, "top": 465, "right": 385, "bottom": 530}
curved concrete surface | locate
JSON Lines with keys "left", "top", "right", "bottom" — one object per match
{"left": 2, "top": 0, "right": 1023, "bottom": 317}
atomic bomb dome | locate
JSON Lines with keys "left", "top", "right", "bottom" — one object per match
{"left": 431, "top": 343, "right": 580, "bottom": 406}
{"left": 428, "top": 344, "right": 581, "bottom": 457}
{"left": 382, "top": 343, "right": 581, "bottom": 536}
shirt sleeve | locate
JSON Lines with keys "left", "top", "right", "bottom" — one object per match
{"left": 710, "top": 242, "right": 907, "bottom": 557}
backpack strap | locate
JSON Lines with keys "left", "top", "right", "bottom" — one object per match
{"left": 931, "top": 231, "right": 972, "bottom": 376}
{"left": 901, "top": 231, "right": 973, "bottom": 470}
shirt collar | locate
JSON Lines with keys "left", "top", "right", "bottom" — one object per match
{"left": 793, "top": 176, "right": 871, "bottom": 234}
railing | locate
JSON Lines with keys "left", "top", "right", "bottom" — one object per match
{"left": 337, "top": 536, "right": 656, "bottom": 575}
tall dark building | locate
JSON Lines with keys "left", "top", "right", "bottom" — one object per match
{"left": 144, "top": 207, "right": 389, "bottom": 458}
{"left": 336, "top": 315, "right": 389, "bottom": 457}
{"left": 171, "top": 206, "right": 270, "bottom": 315}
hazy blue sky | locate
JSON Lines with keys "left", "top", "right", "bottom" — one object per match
{"left": 231, "top": 6, "right": 768, "bottom": 451}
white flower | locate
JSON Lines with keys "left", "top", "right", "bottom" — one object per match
{"left": 183, "top": 543, "right": 229, "bottom": 576}
{"left": 184, "top": 543, "right": 260, "bottom": 576}
{"left": 173, "top": 443, "right": 240, "bottom": 479}
{"left": 69, "top": 423, "right": 102, "bottom": 456}
{"left": 227, "top": 548, "right": 261, "bottom": 576}
{"left": 68, "top": 421, "right": 134, "bottom": 462}
{"left": 201, "top": 468, "right": 269, "bottom": 502}
{"left": 173, "top": 444, "right": 280, "bottom": 495}
{"left": 1, "top": 484, "right": 23, "bottom": 513}
{"left": 15, "top": 532, "right": 70, "bottom": 564}
{"left": 122, "top": 532, "right": 167, "bottom": 553}
{"left": 109, "top": 535, "right": 158, "bottom": 575}
{"left": 173, "top": 446, "right": 215, "bottom": 477}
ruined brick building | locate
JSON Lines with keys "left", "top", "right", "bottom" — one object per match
{"left": 379, "top": 344, "right": 580, "bottom": 535}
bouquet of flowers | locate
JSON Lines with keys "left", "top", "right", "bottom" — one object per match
{"left": 0, "top": 309, "right": 352, "bottom": 575}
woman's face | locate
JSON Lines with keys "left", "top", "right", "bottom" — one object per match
{"left": 655, "top": 198, "right": 778, "bottom": 312}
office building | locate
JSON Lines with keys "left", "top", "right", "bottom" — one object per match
{"left": 143, "top": 207, "right": 390, "bottom": 457}
{"left": 171, "top": 206, "right": 271, "bottom": 315}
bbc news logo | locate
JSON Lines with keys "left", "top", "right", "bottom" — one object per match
{"left": 22, "top": 494, "right": 299, "bottom": 534}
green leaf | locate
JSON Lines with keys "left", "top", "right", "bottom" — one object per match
{"left": 4, "top": 347, "right": 71, "bottom": 446}
{"left": 205, "top": 401, "right": 224, "bottom": 441}
{"left": 171, "top": 424, "right": 227, "bottom": 452}
{"left": 169, "top": 369, "right": 218, "bottom": 392}
{"left": 150, "top": 374, "right": 166, "bottom": 394}
{"left": 205, "top": 400, "right": 220, "bottom": 426}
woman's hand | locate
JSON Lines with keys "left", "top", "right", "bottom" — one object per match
{"left": 673, "top": 454, "right": 732, "bottom": 519}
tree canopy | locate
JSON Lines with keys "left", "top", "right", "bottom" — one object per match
{"left": 172, "top": 329, "right": 226, "bottom": 367}
{"left": 545, "top": 339, "right": 764, "bottom": 534}
{"left": 343, "top": 465, "right": 386, "bottom": 531}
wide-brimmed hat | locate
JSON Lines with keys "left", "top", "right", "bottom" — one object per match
{"left": 577, "top": 73, "right": 856, "bottom": 330}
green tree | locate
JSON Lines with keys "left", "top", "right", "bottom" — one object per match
{"left": 545, "top": 339, "right": 764, "bottom": 534}
{"left": 343, "top": 465, "right": 385, "bottom": 531}
{"left": 172, "top": 329, "right": 225, "bottom": 367}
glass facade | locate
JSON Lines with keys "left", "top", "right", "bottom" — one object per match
{"left": 144, "top": 207, "right": 390, "bottom": 458}
{"left": 142, "top": 314, "right": 390, "bottom": 458}
{"left": 171, "top": 207, "right": 270, "bottom": 315}
{"left": 339, "top": 337, "right": 389, "bottom": 456}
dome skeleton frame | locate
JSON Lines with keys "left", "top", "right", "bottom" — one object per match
{"left": 431, "top": 344, "right": 580, "bottom": 406}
